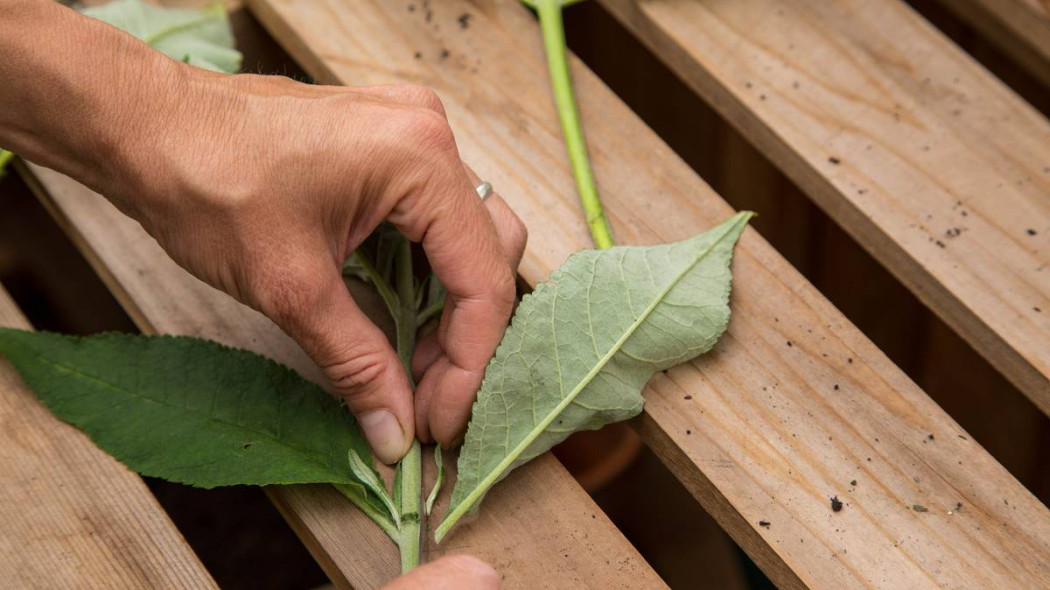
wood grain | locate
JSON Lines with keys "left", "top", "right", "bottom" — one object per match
{"left": 16, "top": 159, "right": 665, "bottom": 590}
{"left": 0, "top": 288, "right": 217, "bottom": 590}
{"left": 238, "top": 0, "right": 1050, "bottom": 588}
{"left": 599, "top": 0, "right": 1050, "bottom": 417}
{"left": 929, "top": 0, "right": 1050, "bottom": 86}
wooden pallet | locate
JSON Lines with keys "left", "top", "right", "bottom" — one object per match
{"left": 0, "top": 288, "right": 217, "bottom": 590}
{"left": 599, "top": 0, "right": 1050, "bottom": 415}
{"left": 4, "top": 0, "right": 1050, "bottom": 588}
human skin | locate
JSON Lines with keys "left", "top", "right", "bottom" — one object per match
{"left": 0, "top": 1, "right": 524, "bottom": 584}
{"left": 0, "top": 0, "right": 527, "bottom": 466}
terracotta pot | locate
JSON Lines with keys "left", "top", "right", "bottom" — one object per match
{"left": 552, "top": 421, "right": 643, "bottom": 493}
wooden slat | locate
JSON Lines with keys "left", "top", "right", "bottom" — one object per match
{"left": 930, "top": 0, "right": 1050, "bottom": 87}
{"left": 598, "top": 0, "right": 1050, "bottom": 416}
{"left": 16, "top": 161, "right": 665, "bottom": 590}
{"left": 0, "top": 287, "right": 217, "bottom": 590}
{"left": 238, "top": 0, "right": 1050, "bottom": 588}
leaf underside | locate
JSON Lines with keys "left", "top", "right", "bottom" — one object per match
{"left": 83, "top": 0, "right": 242, "bottom": 74}
{"left": 436, "top": 211, "right": 753, "bottom": 540}
{"left": 0, "top": 331, "right": 383, "bottom": 492}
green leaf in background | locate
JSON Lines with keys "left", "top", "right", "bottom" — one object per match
{"left": 0, "top": 1, "right": 242, "bottom": 178}
{"left": 435, "top": 211, "right": 753, "bottom": 540}
{"left": 83, "top": 0, "right": 242, "bottom": 74}
{"left": 0, "top": 330, "right": 377, "bottom": 489}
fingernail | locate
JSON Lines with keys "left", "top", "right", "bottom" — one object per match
{"left": 359, "top": 409, "right": 407, "bottom": 464}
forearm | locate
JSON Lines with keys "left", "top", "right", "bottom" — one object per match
{"left": 0, "top": 0, "right": 187, "bottom": 213}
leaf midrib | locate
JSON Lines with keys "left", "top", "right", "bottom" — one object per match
{"left": 24, "top": 348, "right": 349, "bottom": 482}
{"left": 436, "top": 213, "right": 748, "bottom": 538}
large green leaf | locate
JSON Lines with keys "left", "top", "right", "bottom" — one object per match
{"left": 83, "top": 0, "right": 242, "bottom": 74}
{"left": 0, "top": 330, "right": 374, "bottom": 489}
{"left": 436, "top": 211, "right": 753, "bottom": 540}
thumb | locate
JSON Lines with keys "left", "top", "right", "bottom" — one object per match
{"left": 380, "top": 555, "right": 500, "bottom": 590}
{"left": 269, "top": 269, "right": 414, "bottom": 464}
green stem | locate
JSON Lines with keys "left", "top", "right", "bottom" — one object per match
{"left": 392, "top": 236, "right": 422, "bottom": 573}
{"left": 416, "top": 300, "right": 444, "bottom": 327}
{"left": 394, "top": 238, "right": 416, "bottom": 376}
{"left": 395, "top": 440, "right": 423, "bottom": 573}
{"left": 352, "top": 250, "right": 400, "bottom": 318}
{"left": 534, "top": 0, "right": 614, "bottom": 250}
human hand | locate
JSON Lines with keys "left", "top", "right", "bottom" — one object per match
{"left": 99, "top": 66, "right": 526, "bottom": 463}
{"left": 379, "top": 555, "right": 500, "bottom": 590}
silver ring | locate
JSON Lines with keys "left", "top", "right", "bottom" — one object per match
{"left": 475, "top": 181, "right": 493, "bottom": 201}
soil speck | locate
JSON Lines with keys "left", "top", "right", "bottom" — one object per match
{"left": 830, "top": 496, "right": 843, "bottom": 512}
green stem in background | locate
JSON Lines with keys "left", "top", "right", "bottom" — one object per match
{"left": 352, "top": 250, "right": 400, "bottom": 316}
{"left": 392, "top": 235, "right": 423, "bottom": 573}
{"left": 533, "top": 0, "right": 614, "bottom": 250}
{"left": 0, "top": 150, "right": 14, "bottom": 177}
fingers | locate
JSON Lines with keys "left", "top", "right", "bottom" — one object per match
{"left": 262, "top": 264, "right": 414, "bottom": 464}
{"left": 412, "top": 168, "right": 527, "bottom": 445}
{"left": 411, "top": 192, "right": 525, "bottom": 381}
{"left": 379, "top": 555, "right": 500, "bottom": 590}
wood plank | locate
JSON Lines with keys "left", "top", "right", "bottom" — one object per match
{"left": 600, "top": 0, "right": 1050, "bottom": 416}
{"left": 238, "top": 0, "right": 1050, "bottom": 588}
{"left": 929, "top": 0, "right": 1050, "bottom": 87}
{"left": 0, "top": 287, "right": 217, "bottom": 590}
{"left": 16, "top": 162, "right": 665, "bottom": 590}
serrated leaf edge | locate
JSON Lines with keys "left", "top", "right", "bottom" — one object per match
{"left": 435, "top": 211, "right": 752, "bottom": 541}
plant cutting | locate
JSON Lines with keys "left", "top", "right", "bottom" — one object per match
{"left": 0, "top": 0, "right": 753, "bottom": 580}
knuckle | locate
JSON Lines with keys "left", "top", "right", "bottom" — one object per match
{"left": 403, "top": 109, "right": 458, "bottom": 156}
{"left": 509, "top": 214, "right": 528, "bottom": 251}
{"left": 321, "top": 348, "right": 392, "bottom": 399}
{"left": 491, "top": 267, "right": 518, "bottom": 308}
{"left": 396, "top": 84, "right": 446, "bottom": 114}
